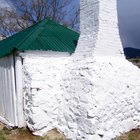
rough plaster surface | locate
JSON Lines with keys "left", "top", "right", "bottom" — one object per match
{"left": 23, "top": 0, "right": 140, "bottom": 140}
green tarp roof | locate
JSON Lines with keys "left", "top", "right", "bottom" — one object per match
{"left": 0, "top": 19, "right": 79, "bottom": 57}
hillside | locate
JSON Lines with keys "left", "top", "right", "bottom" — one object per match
{"left": 124, "top": 47, "right": 140, "bottom": 58}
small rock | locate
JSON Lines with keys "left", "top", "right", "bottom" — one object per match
{"left": 97, "top": 129, "right": 104, "bottom": 137}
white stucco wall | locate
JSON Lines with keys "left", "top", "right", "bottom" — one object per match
{"left": 23, "top": 0, "right": 140, "bottom": 140}
{"left": 22, "top": 51, "right": 70, "bottom": 132}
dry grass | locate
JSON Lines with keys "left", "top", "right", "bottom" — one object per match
{"left": 0, "top": 123, "right": 68, "bottom": 140}
{"left": 128, "top": 58, "right": 140, "bottom": 68}
{"left": 114, "top": 129, "right": 140, "bottom": 140}
{"left": 45, "top": 128, "right": 68, "bottom": 140}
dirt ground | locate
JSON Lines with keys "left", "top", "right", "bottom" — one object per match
{"left": 0, "top": 123, "right": 67, "bottom": 140}
{"left": 1, "top": 122, "right": 140, "bottom": 140}
{"left": 128, "top": 58, "right": 140, "bottom": 68}
{"left": 114, "top": 129, "right": 140, "bottom": 140}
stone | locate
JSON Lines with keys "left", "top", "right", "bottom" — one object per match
{"left": 97, "top": 129, "right": 105, "bottom": 137}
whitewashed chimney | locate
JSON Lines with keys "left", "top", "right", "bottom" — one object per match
{"left": 75, "top": 0, "right": 124, "bottom": 57}
{"left": 62, "top": 0, "right": 140, "bottom": 139}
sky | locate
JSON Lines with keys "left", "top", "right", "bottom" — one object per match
{"left": 0, "top": 0, "right": 11, "bottom": 8}
{"left": 117, "top": 0, "right": 140, "bottom": 49}
{"left": 0, "top": 0, "right": 140, "bottom": 49}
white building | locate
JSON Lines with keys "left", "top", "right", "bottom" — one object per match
{"left": 0, "top": 19, "right": 79, "bottom": 128}
{"left": 0, "top": 0, "right": 140, "bottom": 140}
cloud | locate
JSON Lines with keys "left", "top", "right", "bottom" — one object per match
{"left": 0, "top": 0, "right": 14, "bottom": 9}
{"left": 0, "top": 0, "right": 10, "bottom": 8}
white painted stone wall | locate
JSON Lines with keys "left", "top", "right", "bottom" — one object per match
{"left": 22, "top": 51, "right": 70, "bottom": 131}
{"left": 22, "top": 0, "right": 140, "bottom": 140}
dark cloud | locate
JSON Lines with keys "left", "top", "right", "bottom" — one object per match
{"left": 117, "top": 0, "right": 140, "bottom": 49}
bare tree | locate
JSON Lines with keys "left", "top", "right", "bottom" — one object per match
{"left": 0, "top": 0, "right": 79, "bottom": 37}
{"left": 0, "top": 7, "right": 18, "bottom": 37}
